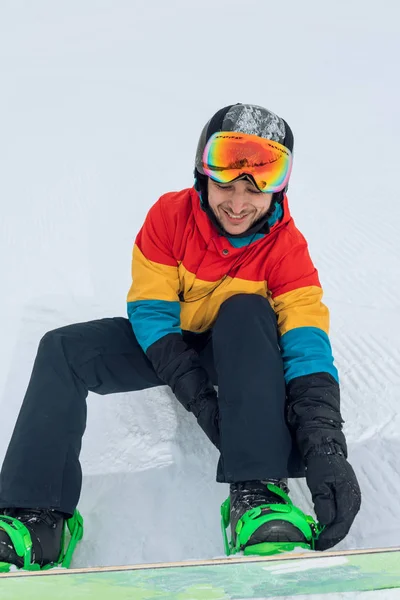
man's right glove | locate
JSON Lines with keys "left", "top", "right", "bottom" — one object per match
{"left": 146, "top": 333, "right": 221, "bottom": 449}
{"left": 305, "top": 443, "right": 361, "bottom": 551}
{"left": 189, "top": 389, "right": 220, "bottom": 450}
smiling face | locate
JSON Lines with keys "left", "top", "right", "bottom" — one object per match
{"left": 207, "top": 177, "right": 274, "bottom": 235}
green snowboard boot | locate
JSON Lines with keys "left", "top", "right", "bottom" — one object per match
{"left": 221, "top": 480, "right": 319, "bottom": 556}
{"left": 0, "top": 508, "right": 83, "bottom": 572}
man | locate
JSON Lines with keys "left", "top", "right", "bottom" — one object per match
{"left": 0, "top": 103, "right": 361, "bottom": 570}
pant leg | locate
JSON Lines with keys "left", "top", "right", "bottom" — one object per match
{"left": 212, "top": 294, "right": 305, "bottom": 483}
{"left": 0, "top": 317, "right": 162, "bottom": 515}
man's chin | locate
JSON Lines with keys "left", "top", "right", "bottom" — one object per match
{"left": 219, "top": 214, "right": 253, "bottom": 235}
{"left": 222, "top": 223, "right": 251, "bottom": 235}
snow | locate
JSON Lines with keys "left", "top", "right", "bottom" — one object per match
{"left": 0, "top": 0, "right": 399, "bottom": 587}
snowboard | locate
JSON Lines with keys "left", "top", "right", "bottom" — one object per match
{"left": 0, "top": 547, "right": 399, "bottom": 599}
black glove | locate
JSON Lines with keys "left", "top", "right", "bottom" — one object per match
{"left": 188, "top": 389, "right": 220, "bottom": 450}
{"left": 146, "top": 333, "right": 220, "bottom": 449}
{"left": 305, "top": 443, "right": 361, "bottom": 551}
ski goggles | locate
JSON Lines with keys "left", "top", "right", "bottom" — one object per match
{"left": 202, "top": 131, "right": 292, "bottom": 193}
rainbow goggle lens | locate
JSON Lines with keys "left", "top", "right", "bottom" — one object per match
{"left": 202, "top": 131, "right": 293, "bottom": 193}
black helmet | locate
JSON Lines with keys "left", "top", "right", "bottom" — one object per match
{"left": 194, "top": 103, "right": 294, "bottom": 232}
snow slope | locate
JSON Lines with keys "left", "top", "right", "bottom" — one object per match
{"left": 1, "top": 0, "right": 399, "bottom": 579}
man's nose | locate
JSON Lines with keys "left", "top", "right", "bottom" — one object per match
{"left": 228, "top": 192, "right": 247, "bottom": 213}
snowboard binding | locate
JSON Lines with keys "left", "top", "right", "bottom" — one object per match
{"left": 0, "top": 509, "right": 84, "bottom": 572}
{"left": 221, "top": 484, "right": 322, "bottom": 556}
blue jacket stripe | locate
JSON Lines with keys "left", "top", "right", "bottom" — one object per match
{"left": 127, "top": 299, "right": 181, "bottom": 353}
{"left": 280, "top": 326, "right": 339, "bottom": 384}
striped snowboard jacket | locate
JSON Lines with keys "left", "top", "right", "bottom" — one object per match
{"left": 127, "top": 187, "right": 347, "bottom": 459}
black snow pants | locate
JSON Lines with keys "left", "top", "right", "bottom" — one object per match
{"left": 0, "top": 294, "right": 304, "bottom": 516}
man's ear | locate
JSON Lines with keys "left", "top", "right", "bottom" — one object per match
{"left": 194, "top": 173, "right": 207, "bottom": 210}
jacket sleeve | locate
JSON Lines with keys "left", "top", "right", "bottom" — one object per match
{"left": 127, "top": 199, "right": 215, "bottom": 410}
{"left": 267, "top": 234, "right": 347, "bottom": 458}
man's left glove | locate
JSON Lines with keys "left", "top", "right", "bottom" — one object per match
{"left": 305, "top": 443, "right": 361, "bottom": 551}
